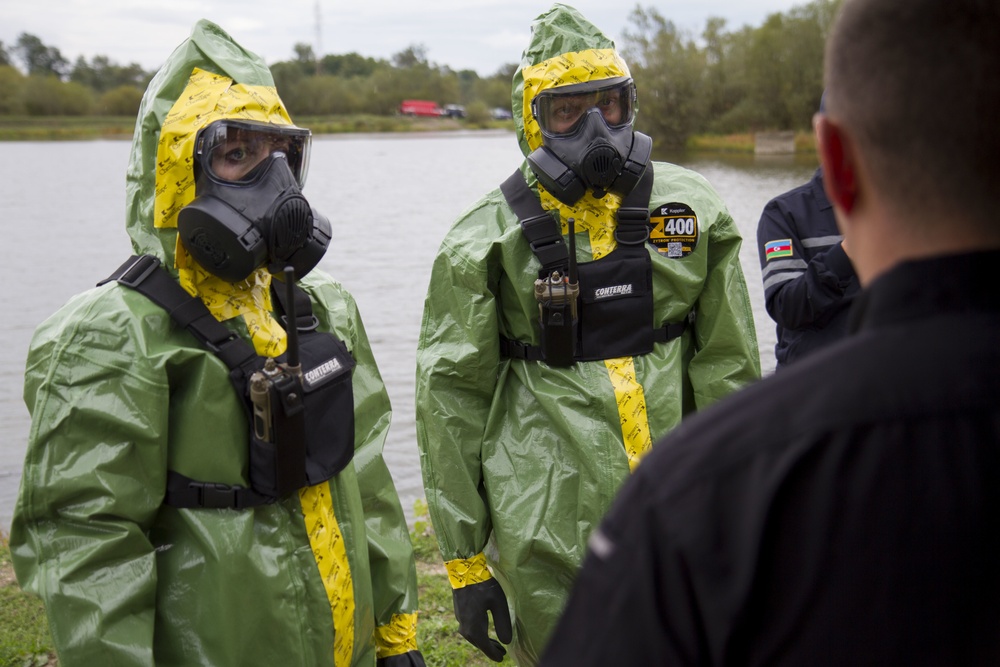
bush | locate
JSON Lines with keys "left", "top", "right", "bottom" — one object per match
{"left": 0, "top": 66, "right": 26, "bottom": 115}
{"left": 22, "top": 77, "right": 94, "bottom": 116}
{"left": 98, "top": 85, "right": 142, "bottom": 117}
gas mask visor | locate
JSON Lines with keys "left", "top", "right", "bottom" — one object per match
{"left": 531, "top": 76, "right": 636, "bottom": 139}
{"left": 194, "top": 119, "right": 312, "bottom": 188}
{"left": 179, "top": 119, "right": 331, "bottom": 282}
{"left": 528, "top": 76, "right": 648, "bottom": 205}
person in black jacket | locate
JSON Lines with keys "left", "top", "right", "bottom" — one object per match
{"left": 756, "top": 165, "right": 860, "bottom": 369}
{"left": 540, "top": 0, "right": 1000, "bottom": 664}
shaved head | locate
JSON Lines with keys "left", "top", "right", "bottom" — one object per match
{"left": 824, "top": 0, "right": 1000, "bottom": 238}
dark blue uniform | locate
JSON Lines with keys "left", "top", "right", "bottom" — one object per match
{"left": 756, "top": 169, "right": 859, "bottom": 369}
{"left": 541, "top": 250, "right": 1000, "bottom": 667}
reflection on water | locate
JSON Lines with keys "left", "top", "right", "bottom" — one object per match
{"left": 0, "top": 133, "right": 816, "bottom": 531}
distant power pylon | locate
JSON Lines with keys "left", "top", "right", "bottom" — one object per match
{"left": 314, "top": 0, "right": 322, "bottom": 75}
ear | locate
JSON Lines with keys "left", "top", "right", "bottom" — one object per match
{"left": 814, "top": 113, "right": 858, "bottom": 215}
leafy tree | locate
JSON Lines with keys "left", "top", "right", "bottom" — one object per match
{"left": 294, "top": 42, "right": 316, "bottom": 63}
{"left": 392, "top": 44, "right": 428, "bottom": 69}
{"left": 270, "top": 59, "right": 308, "bottom": 100}
{"left": 287, "top": 75, "right": 367, "bottom": 115}
{"left": 98, "top": 85, "right": 143, "bottom": 116}
{"left": 454, "top": 69, "right": 480, "bottom": 105}
{"left": 22, "top": 77, "right": 94, "bottom": 115}
{"left": 493, "top": 63, "right": 518, "bottom": 81}
{"left": 464, "top": 100, "right": 491, "bottom": 124}
{"left": 320, "top": 52, "right": 381, "bottom": 78}
{"left": 472, "top": 73, "right": 512, "bottom": 110}
{"left": 14, "top": 32, "right": 69, "bottom": 78}
{"left": 0, "top": 65, "right": 26, "bottom": 114}
{"left": 623, "top": 7, "right": 707, "bottom": 149}
{"left": 70, "top": 55, "right": 148, "bottom": 93}
{"left": 0, "top": 0, "right": 840, "bottom": 130}
{"left": 701, "top": 17, "right": 747, "bottom": 130}
{"left": 705, "top": 26, "right": 757, "bottom": 132}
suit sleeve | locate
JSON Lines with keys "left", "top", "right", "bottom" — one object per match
{"left": 414, "top": 218, "right": 501, "bottom": 580}
{"left": 756, "top": 203, "right": 858, "bottom": 330}
{"left": 340, "top": 292, "right": 421, "bottom": 657}
{"left": 688, "top": 211, "right": 762, "bottom": 408}
{"left": 10, "top": 292, "right": 167, "bottom": 667}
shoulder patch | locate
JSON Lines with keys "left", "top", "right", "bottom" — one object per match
{"left": 764, "top": 239, "right": 793, "bottom": 261}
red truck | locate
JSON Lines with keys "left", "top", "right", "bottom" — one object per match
{"left": 399, "top": 99, "right": 443, "bottom": 117}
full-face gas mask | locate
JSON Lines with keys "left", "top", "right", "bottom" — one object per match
{"left": 527, "top": 76, "right": 652, "bottom": 206}
{"left": 178, "top": 119, "right": 332, "bottom": 283}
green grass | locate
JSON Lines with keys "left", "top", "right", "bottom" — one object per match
{"left": 411, "top": 498, "right": 508, "bottom": 666}
{"left": 0, "top": 116, "right": 136, "bottom": 141}
{"left": 0, "top": 502, "right": 501, "bottom": 667}
{"left": 0, "top": 532, "right": 57, "bottom": 667}
{"left": 685, "top": 130, "right": 817, "bottom": 153}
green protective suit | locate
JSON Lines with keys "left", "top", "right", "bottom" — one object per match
{"left": 10, "top": 20, "right": 419, "bottom": 667}
{"left": 415, "top": 4, "right": 761, "bottom": 665}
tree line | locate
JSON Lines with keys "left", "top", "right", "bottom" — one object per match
{"left": 0, "top": 0, "right": 839, "bottom": 147}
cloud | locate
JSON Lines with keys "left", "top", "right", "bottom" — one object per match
{"left": 2, "top": 0, "right": 812, "bottom": 76}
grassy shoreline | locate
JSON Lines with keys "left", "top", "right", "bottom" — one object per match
{"left": 0, "top": 115, "right": 818, "bottom": 153}
{"left": 0, "top": 115, "right": 511, "bottom": 142}
{"left": 0, "top": 503, "right": 500, "bottom": 667}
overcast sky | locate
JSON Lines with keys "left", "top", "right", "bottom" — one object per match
{"left": 3, "top": 0, "right": 811, "bottom": 77}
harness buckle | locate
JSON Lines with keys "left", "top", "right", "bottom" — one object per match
{"left": 199, "top": 482, "right": 241, "bottom": 509}
{"left": 115, "top": 255, "right": 162, "bottom": 288}
{"left": 615, "top": 207, "right": 651, "bottom": 246}
{"left": 282, "top": 314, "right": 320, "bottom": 332}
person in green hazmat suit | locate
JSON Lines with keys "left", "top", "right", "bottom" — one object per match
{"left": 10, "top": 20, "right": 424, "bottom": 667}
{"left": 414, "top": 4, "right": 761, "bottom": 665}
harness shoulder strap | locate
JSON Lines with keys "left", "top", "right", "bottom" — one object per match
{"left": 496, "top": 165, "right": 692, "bottom": 360}
{"left": 100, "top": 255, "right": 273, "bottom": 509}
{"left": 100, "top": 255, "right": 259, "bottom": 374}
{"left": 614, "top": 164, "right": 655, "bottom": 247}
{"left": 270, "top": 275, "right": 320, "bottom": 332}
{"left": 500, "top": 171, "right": 568, "bottom": 272}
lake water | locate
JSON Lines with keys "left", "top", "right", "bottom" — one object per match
{"left": 0, "top": 132, "right": 817, "bottom": 532}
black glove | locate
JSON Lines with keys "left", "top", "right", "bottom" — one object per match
{"left": 377, "top": 649, "right": 426, "bottom": 667}
{"left": 452, "top": 578, "right": 513, "bottom": 662}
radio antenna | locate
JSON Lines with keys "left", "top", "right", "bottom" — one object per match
{"left": 567, "top": 217, "right": 578, "bottom": 285}
{"left": 314, "top": 0, "right": 322, "bottom": 76}
{"left": 284, "top": 266, "right": 301, "bottom": 371}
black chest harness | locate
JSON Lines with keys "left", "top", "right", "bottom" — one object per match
{"left": 100, "top": 255, "right": 356, "bottom": 509}
{"left": 498, "top": 167, "right": 692, "bottom": 366}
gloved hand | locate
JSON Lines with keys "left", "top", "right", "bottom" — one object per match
{"left": 452, "top": 578, "right": 513, "bottom": 662}
{"left": 377, "top": 649, "right": 426, "bottom": 667}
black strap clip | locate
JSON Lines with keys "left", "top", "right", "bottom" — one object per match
{"left": 614, "top": 207, "right": 651, "bottom": 246}
{"left": 166, "top": 471, "right": 275, "bottom": 510}
{"left": 522, "top": 214, "right": 567, "bottom": 268}
{"left": 99, "top": 254, "right": 161, "bottom": 288}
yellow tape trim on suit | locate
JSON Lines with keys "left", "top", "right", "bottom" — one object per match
{"left": 374, "top": 613, "right": 419, "bottom": 659}
{"left": 444, "top": 553, "right": 493, "bottom": 589}
{"left": 300, "top": 483, "right": 356, "bottom": 667}
{"left": 605, "top": 357, "right": 652, "bottom": 471}
{"left": 542, "top": 190, "right": 621, "bottom": 260}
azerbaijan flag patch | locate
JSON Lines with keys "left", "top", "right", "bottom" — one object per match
{"left": 765, "top": 239, "right": 793, "bottom": 261}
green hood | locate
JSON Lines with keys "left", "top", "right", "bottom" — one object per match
{"left": 121, "top": 19, "right": 298, "bottom": 357}
{"left": 123, "top": 19, "right": 285, "bottom": 272}
{"left": 511, "top": 3, "right": 628, "bottom": 159}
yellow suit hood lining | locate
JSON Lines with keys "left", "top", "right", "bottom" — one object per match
{"left": 154, "top": 67, "right": 294, "bottom": 357}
